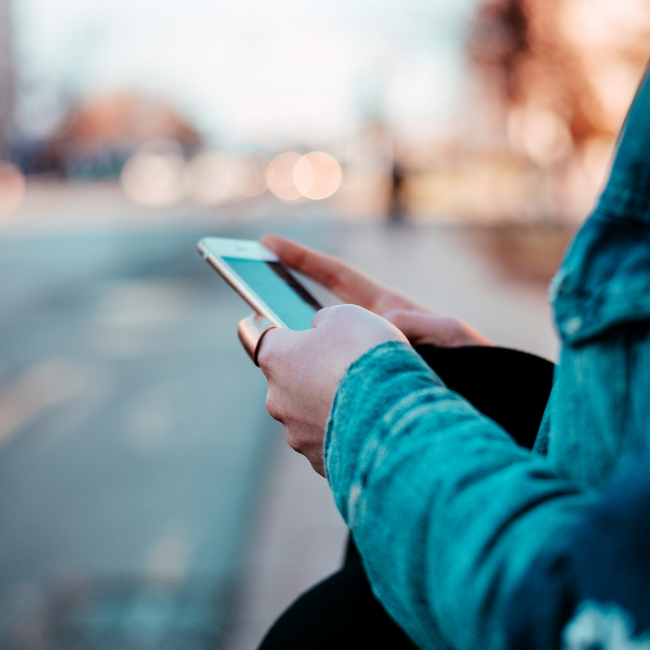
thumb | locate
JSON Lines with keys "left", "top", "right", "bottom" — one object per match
{"left": 311, "top": 305, "right": 342, "bottom": 329}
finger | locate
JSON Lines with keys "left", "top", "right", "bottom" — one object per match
{"left": 311, "top": 304, "right": 342, "bottom": 329}
{"left": 383, "top": 310, "right": 453, "bottom": 346}
{"left": 256, "top": 327, "right": 300, "bottom": 376}
{"left": 265, "top": 388, "right": 283, "bottom": 423}
{"left": 383, "top": 310, "right": 493, "bottom": 347}
{"left": 311, "top": 303, "right": 371, "bottom": 329}
{"left": 260, "top": 235, "right": 384, "bottom": 308}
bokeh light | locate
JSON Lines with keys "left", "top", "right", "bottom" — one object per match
{"left": 121, "top": 144, "right": 185, "bottom": 207}
{"left": 183, "top": 152, "right": 231, "bottom": 205}
{"left": 508, "top": 107, "right": 573, "bottom": 167}
{"left": 228, "top": 153, "right": 268, "bottom": 198}
{"left": 293, "top": 152, "right": 342, "bottom": 200}
{"left": 0, "top": 162, "right": 26, "bottom": 217}
{"left": 265, "top": 152, "right": 302, "bottom": 201}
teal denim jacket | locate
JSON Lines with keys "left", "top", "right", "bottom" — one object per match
{"left": 324, "top": 69, "right": 650, "bottom": 650}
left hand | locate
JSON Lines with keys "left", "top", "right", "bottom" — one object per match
{"left": 257, "top": 304, "right": 408, "bottom": 477}
{"left": 260, "top": 235, "right": 493, "bottom": 348}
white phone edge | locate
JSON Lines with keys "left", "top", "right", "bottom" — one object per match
{"left": 198, "top": 237, "right": 289, "bottom": 328}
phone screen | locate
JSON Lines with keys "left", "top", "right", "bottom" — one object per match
{"left": 224, "top": 258, "right": 321, "bottom": 330}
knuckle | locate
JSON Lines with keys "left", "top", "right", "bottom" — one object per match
{"left": 265, "top": 392, "right": 283, "bottom": 421}
{"left": 331, "top": 304, "right": 365, "bottom": 325}
{"left": 311, "top": 308, "right": 326, "bottom": 328}
{"left": 257, "top": 347, "right": 274, "bottom": 373}
{"left": 256, "top": 331, "right": 280, "bottom": 370}
{"left": 383, "top": 309, "right": 406, "bottom": 325}
{"left": 313, "top": 304, "right": 344, "bottom": 327}
{"left": 286, "top": 430, "right": 303, "bottom": 453}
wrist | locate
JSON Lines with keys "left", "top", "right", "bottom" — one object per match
{"left": 324, "top": 341, "right": 439, "bottom": 516}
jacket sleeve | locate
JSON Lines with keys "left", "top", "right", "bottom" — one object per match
{"left": 324, "top": 341, "right": 588, "bottom": 650}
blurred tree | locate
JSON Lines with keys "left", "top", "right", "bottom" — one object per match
{"left": 469, "top": 0, "right": 650, "bottom": 155}
{"left": 24, "top": 92, "right": 204, "bottom": 179}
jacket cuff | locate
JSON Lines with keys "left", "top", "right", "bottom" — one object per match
{"left": 324, "top": 340, "right": 443, "bottom": 522}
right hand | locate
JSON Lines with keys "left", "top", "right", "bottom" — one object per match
{"left": 260, "top": 235, "right": 493, "bottom": 348}
{"left": 257, "top": 305, "right": 408, "bottom": 476}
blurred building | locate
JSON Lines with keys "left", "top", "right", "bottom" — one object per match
{"left": 60, "top": 92, "right": 202, "bottom": 152}
{"left": 16, "top": 92, "right": 203, "bottom": 179}
{"left": 0, "top": 0, "right": 15, "bottom": 153}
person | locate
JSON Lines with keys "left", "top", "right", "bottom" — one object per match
{"left": 253, "top": 68, "right": 650, "bottom": 650}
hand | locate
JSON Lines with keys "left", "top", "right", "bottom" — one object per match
{"left": 382, "top": 310, "right": 493, "bottom": 347}
{"left": 260, "top": 235, "right": 493, "bottom": 348}
{"left": 257, "top": 304, "right": 408, "bottom": 477}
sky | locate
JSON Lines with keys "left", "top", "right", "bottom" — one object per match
{"left": 13, "top": 0, "right": 479, "bottom": 146}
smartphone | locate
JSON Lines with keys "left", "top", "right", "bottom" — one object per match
{"left": 198, "top": 237, "right": 323, "bottom": 330}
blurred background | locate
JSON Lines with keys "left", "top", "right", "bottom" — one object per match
{"left": 0, "top": 0, "right": 648, "bottom": 648}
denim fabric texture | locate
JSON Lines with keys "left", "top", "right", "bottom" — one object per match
{"left": 323, "top": 68, "right": 650, "bottom": 649}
